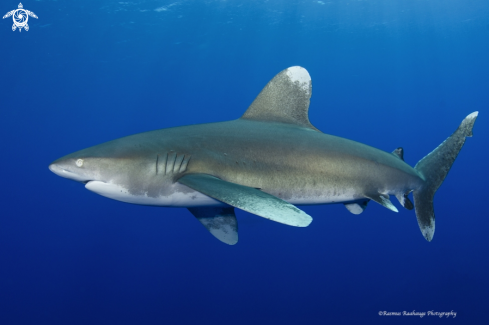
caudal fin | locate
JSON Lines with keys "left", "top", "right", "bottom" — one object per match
{"left": 413, "top": 112, "right": 478, "bottom": 241}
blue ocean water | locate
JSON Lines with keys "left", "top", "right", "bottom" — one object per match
{"left": 1, "top": 0, "right": 488, "bottom": 323}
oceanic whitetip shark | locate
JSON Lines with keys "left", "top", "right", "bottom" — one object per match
{"left": 49, "top": 67, "right": 478, "bottom": 245}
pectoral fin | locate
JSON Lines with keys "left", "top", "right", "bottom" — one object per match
{"left": 179, "top": 174, "right": 312, "bottom": 227}
{"left": 188, "top": 207, "right": 238, "bottom": 245}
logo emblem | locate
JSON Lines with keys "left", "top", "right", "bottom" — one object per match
{"left": 3, "top": 3, "right": 37, "bottom": 32}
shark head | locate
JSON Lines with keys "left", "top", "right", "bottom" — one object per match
{"left": 48, "top": 132, "right": 218, "bottom": 207}
{"left": 49, "top": 155, "right": 95, "bottom": 183}
{"left": 49, "top": 135, "right": 153, "bottom": 185}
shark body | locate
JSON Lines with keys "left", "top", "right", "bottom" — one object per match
{"left": 50, "top": 67, "right": 478, "bottom": 244}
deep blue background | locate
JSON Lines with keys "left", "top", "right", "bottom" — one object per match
{"left": 1, "top": 0, "right": 488, "bottom": 324}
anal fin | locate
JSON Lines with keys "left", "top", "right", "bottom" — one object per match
{"left": 188, "top": 207, "right": 238, "bottom": 245}
{"left": 395, "top": 193, "right": 414, "bottom": 210}
{"left": 366, "top": 193, "right": 398, "bottom": 212}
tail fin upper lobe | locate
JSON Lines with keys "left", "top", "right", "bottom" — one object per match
{"left": 413, "top": 112, "right": 478, "bottom": 241}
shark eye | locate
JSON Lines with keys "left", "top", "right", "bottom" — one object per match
{"left": 76, "top": 159, "right": 84, "bottom": 167}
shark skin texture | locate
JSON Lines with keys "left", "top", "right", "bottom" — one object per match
{"left": 49, "top": 66, "right": 478, "bottom": 245}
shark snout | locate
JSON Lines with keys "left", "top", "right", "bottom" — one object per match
{"left": 49, "top": 159, "right": 92, "bottom": 183}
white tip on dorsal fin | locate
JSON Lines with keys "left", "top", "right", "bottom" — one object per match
{"left": 241, "top": 66, "right": 320, "bottom": 132}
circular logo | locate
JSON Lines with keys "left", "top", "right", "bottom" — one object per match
{"left": 13, "top": 9, "right": 28, "bottom": 27}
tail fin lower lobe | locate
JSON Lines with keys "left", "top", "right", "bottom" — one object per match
{"left": 413, "top": 112, "right": 478, "bottom": 241}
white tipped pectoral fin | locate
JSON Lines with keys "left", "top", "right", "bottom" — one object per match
{"left": 188, "top": 207, "right": 238, "bottom": 245}
{"left": 178, "top": 174, "right": 312, "bottom": 227}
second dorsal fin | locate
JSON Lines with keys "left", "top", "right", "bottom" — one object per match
{"left": 391, "top": 147, "right": 404, "bottom": 161}
{"left": 241, "top": 66, "right": 319, "bottom": 131}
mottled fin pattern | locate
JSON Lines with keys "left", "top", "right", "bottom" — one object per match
{"left": 178, "top": 174, "right": 312, "bottom": 227}
{"left": 413, "top": 112, "right": 478, "bottom": 242}
{"left": 188, "top": 207, "right": 238, "bottom": 245}
{"left": 241, "top": 66, "right": 320, "bottom": 132}
{"left": 156, "top": 152, "right": 190, "bottom": 175}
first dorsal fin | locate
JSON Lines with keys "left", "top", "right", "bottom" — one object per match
{"left": 241, "top": 66, "right": 319, "bottom": 132}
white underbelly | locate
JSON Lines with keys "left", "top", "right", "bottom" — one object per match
{"left": 85, "top": 181, "right": 226, "bottom": 207}
{"left": 85, "top": 181, "right": 360, "bottom": 208}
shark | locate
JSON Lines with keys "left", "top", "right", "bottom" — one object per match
{"left": 49, "top": 66, "right": 478, "bottom": 245}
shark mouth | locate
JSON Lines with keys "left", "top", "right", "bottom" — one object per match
{"left": 48, "top": 164, "right": 91, "bottom": 183}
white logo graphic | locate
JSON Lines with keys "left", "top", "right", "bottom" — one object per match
{"left": 3, "top": 3, "right": 37, "bottom": 32}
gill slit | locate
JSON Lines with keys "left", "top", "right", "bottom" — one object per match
{"left": 156, "top": 154, "right": 159, "bottom": 175}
